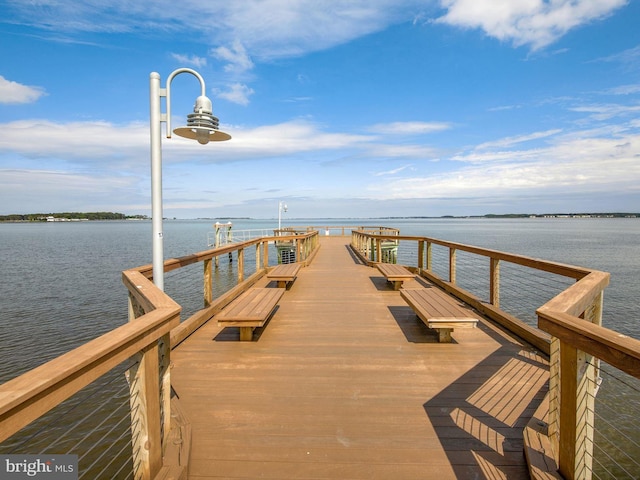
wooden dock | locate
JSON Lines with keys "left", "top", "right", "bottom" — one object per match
{"left": 171, "top": 236, "right": 549, "bottom": 479}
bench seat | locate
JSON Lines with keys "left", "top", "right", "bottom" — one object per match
{"left": 267, "top": 263, "right": 301, "bottom": 288}
{"left": 216, "top": 288, "right": 284, "bottom": 341}
{"left": 400, "top": 288, "right": 478, "bottom": 343}
{"left": 377, "top": 263, "right": 414, "bottom": 290}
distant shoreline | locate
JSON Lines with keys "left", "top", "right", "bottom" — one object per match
{"left": 1, "top": 212, "right": 638, "bottom": 222}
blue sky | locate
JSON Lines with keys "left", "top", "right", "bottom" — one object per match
{"left": 0, "top": 0, "right": 639, "bottom": 219}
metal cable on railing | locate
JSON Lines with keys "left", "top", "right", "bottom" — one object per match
{"left": 453, "top": 250, "right": 490, "bottom": 301}
{"left": 499, "top": 263, "right": 574, "bottom": 326}
{"left": 1, "top": 361, "right": 136, "bottom": 478}
{"left": 589, "top": 361, "right": 640, "bottom": 479}
{"left": 164, "top": 245, "right": 268, "bottom": 319}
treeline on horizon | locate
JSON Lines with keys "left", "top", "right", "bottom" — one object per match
{"left": 0, "top": 212, "right": 149, "bottom": 222}
{"left": 384, "top": 212, "right": 638, "bottom": 219}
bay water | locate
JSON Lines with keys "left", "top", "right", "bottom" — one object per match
{"left": 1, "top": 217, "right": 638, "bottom": 383}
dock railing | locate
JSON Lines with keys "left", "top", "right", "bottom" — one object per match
{"left": 0, "top": 230, "right": 319, "bottom": 480}
{"left": 352, "top": 229, "right": 640, "bottom": 480}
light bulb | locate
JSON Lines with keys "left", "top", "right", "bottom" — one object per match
{"left": 195, "top": 128, "right": 210, "bottom": 145}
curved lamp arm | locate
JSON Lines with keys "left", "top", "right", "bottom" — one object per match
{"left": 164, "top": 68, "right": 206, "bottom": 139}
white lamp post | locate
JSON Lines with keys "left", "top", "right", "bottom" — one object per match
{"left": 149, "top": 68, "right": 230, "bottom": 290}
{"left": 278, "top": 201, "right": 288, "bottom": 231}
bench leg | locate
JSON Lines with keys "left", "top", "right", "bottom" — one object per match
{"left": 239, "top": 327, "right": 253, "bottom": 341}
{"left": 391, "top": 280, "right": 402, "bottom": 290}
{"left": 436, "top": 328, "right": 453, "bottom": 343}
{"left": 277, "top": 280, "right": 286, "bottom": 288}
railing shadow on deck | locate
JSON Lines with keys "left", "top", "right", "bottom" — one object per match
{"left": 423, "top": 345, "right": 549, "bottom": 479}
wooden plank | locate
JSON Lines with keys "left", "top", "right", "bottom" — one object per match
{"left": 427, "top": 318, "right": 478, "bottom": 329}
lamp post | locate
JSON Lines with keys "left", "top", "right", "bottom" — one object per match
{"left": 278, "top": 201, "right": 288, "bottom": 231}
{"left": 149, "top": 68, "right": 230, "bottom": 290}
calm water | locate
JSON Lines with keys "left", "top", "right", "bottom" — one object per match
{"left": 1, "top": 217, "right": 639, "bottom": 476}
{"left": 0, "top": 219, "right": 640, "bottom": 382}
{"left": 0, "top": 217, "right": 639, "bottom": 383}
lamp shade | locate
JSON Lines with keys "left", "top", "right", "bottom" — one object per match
{"left": 173, "top": 95, "right": 231, "bottom": 144}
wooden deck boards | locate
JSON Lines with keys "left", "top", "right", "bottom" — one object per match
{"left": 171, "top": 236, "right": 549, "bottom": 479}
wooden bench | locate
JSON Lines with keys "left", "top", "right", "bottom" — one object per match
{"left": 400, "top": 288, "right": 478, "bottom": 343}
{"left": 376, "top": 263, "right": 414, "bottom": 290}
{"left": 216, "top": 288, "right": 285, "bottom": 341}
{"left": 267, "top": 263, "right": 301, "bottom": 289}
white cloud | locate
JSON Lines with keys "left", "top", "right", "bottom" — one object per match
{"left": 3, "top": 1, "right": 428, "bottom": 62}
{"left": 435, "top": 0, "right": 628, "bottom": 50}
{"left": 367, "top": 121, "right": 452, "bottom": 135}
{"left": 216, "top": 83, "right": 255, "bottom": 106}
{"left": 224, "top": 120, "right": 371, "bottom": 156}
{"left": 5, "top": 1, "right": 630, "bottom": 61}
{"left": 476, "top": 129, "right": 562, "bottom": 150}
{"left": 605, "top": 84, "right": 640, "bottom": 95}
{"left": 0, "top": 120, "right": 148, "bottom": 162}
{"left": 596, "top": 44, "right": 640, "bottom": 66}
{"left": 0, "top": 168, "right": 143, "bottom": 213}
{"left": 569, "top": 103, "right": 640, "bottom": 121}
{"left": 0, "top": 118, "right": 372, "bottom": 166}
{"left": 376, "top": 126, "right": 640, "bottom": 199}
{"left": 373, "top": 164, "right": 414, "bottom": 176}
{"left": 365, "top": 143, "right": 438, "bottom": 159}
{"left": 212, "top": 40, "right": 254, "bottom": 75}
{"left": 170, "top": 53, "right": 207, "bottom": 68}
{"left": 0, "top": 76, "right": 46, "bottom": 104}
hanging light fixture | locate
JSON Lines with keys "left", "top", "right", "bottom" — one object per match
{"left": 174, "top": 95, "right": 231, "bottom": 144}
{"left": 149, "top": 68, "right": 231, "bottom": 290}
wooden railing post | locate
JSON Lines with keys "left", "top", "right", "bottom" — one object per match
{"left": 127, "top": 294, "right": 164, "bottom": 480}
{"left": 237, "top": 248, "right": 245, "bottom": 283}
{"left": 159, "top": 332, "right": 171, "bottom": 451}
{"left": 490, "top": 257, "right": 500, "bottom": 307}
{"left": 545, "top": 291, "right": 605, "bottom": 480}
{"left": 418, "top": 240, "right": 425, "bottom": 271}
{"left": 376, "top": 238, "right": 382, "bottom": 263}
{"left": 558, "top": 340, "right": 579, "bottom": 480}
{"left": 263, "top": 240, "right": 269, "bottom": 269}
{"left": 426, "top": 241, "right": 432, "bottom": 271}
{"left": 449, "top": 247, "right": 456, "bottom": 284}
{"left": 557, "top": 341, "right": 597, "bottom": 480}
{"left": 204, "top": 258, "right": 212, "bottom": 308}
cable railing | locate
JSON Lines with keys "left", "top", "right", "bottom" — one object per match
{"left": 206, "top": 224, "right": 381, "bottom": 248}
{"left": 0, "top": 363, "right": 135, "bottom": 478}
{"left": 351, "top": 229, "right": 640, "bottom": 479}
{"left": 590, "top": 362, "right": 640, "bottom": 479}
